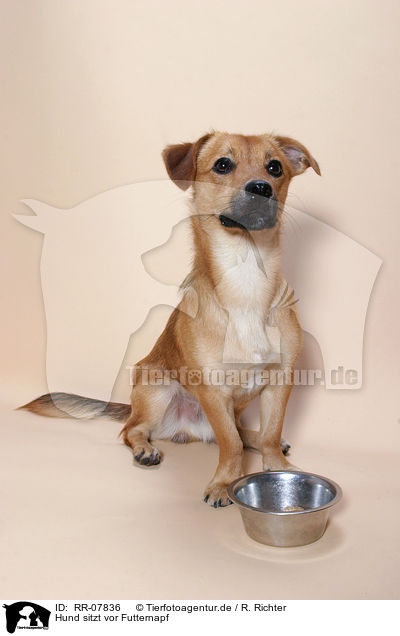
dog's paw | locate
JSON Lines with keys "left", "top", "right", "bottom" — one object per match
{"left": 262, "top": 447, "right": 298, "bottom": 471}
{"left": 263, "top": 458, "right": 299, "bottom": 471}
{"left": 280, "top": 438, "right": 291, "bottom": 456}
{"left": 203, "top": 483, "right": 233, "bottom": 508}
{"left": 133, "top": 445, "right": 162, "bottom": 467}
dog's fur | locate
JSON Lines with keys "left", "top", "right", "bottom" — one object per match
{"left": 21, "top": 131, "right": 320, "bottom": 507}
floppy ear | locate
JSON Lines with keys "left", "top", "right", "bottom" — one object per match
{"left": 274, "top": 136, "right": 321, "bottom": 176}
{"left": 162, "top": 134, "right": 212, "bottom": 190}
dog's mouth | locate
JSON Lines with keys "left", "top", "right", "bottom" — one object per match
{"left": 218, "top": 193, "right": 279, "bottom": 231}
{"left": 219, "top": 214, "right": 247, "bottom": 230}
{"left": 218, "top": 208, "right": 278, "bottom": 231}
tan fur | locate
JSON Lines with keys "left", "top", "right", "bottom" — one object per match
{"left": 122, "top": 131, "right": 319, "bottom": 505}
{"left": 21, "top": 131, "right": 319, "bottom": 507}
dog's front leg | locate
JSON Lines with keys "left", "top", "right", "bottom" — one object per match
{"left": 259, "top": 383, "right": 297, "bottom": 470}
{"left": 194, "top": 386, "right": 243, "bottom": 507}
{"left": 259, "top": 306, "right": 303, "bottom": 470}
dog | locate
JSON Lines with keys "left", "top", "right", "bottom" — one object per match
{"left": 21, "top": 131, "right": 320, "bottom": 507}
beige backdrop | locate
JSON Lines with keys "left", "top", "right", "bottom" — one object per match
{"left": 0, "top": 0, "right": 399, "bottom": 600}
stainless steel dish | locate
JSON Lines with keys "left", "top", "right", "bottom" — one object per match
{"left": 228, "top": 470, "right": 342, "bottom": 547}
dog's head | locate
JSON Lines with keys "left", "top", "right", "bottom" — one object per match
{"left": 162, "top": 132, "right": 320, "bottom": 232}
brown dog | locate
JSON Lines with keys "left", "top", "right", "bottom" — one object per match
{"left": 22, "top": 132, "right": 320, "bottom": 507}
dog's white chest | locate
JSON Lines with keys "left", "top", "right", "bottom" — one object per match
{"left": 222, "top": 308, "right": 280, "bottom": 364}
{"left": 215, "top": 247, "right": 281, "bottom": 364}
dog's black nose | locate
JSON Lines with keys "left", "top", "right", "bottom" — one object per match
{"left": 245, "top": 180, "right": 273, "bottom": 199}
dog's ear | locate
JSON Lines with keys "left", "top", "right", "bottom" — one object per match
{"left": 274, "top": 136, "right": 321, "bottom": 176}
{"left": 162, "top": 134, "right": 212, "bottom": 190}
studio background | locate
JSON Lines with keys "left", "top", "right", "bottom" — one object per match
{"left": 0, "top": 0, "right": 399, "bottom": 599}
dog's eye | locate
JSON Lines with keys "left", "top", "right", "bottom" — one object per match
{"left": 212, "top": 157, "right": 235, "bottom": 174}
{"left": 266, "top": 160, "right": 283, "bottom": 177}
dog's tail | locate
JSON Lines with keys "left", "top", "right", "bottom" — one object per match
{"left": 18, "top": 392, "right": 131, "bottom": 422}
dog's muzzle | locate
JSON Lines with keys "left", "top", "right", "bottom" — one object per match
{"left": 219, "top": 180, "right": 278, "bottom": 231}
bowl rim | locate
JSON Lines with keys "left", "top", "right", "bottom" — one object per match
{"left": 227, "top": 470, "right": 343, "bottom": 515}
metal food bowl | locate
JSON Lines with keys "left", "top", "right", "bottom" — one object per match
{"left": 228, "top": 470, "right": 342, "bottom": 547}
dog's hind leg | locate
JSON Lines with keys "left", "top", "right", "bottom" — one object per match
{"left": 236, "top": 410, "right": 290, "bottom": 455}
{"left": 120, "top": 384, "right": 173, "bottom": 467}
{"left": 237, "top": 426, "right": 259, "bottom": 450}
{"left": 280, "top": 438, "right": 291, "bottom": 456}
{"left": 238, "top": 427, "right": 291, "bottom": 455}
{"left": 123, "top": 420, "right": 163, "bottom": 466}
{"left": 234, "top": 406, "right": 259, "bottom": 451}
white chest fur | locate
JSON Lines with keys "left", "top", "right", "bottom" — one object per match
{"left": 222, "top": 307, "right": 280, "bottom": 364}
{"left": 213, "top": 238, "right": 281, "bottom": 364}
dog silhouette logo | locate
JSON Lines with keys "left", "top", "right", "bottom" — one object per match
{"left": 13, "top": 180, "right": 382, "bottom": 396}
{"left": 13, "top": 181, "right": 190, "bottom": 402}
{"left": 2, "top": 602, "right": 50, "bottom": 633}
